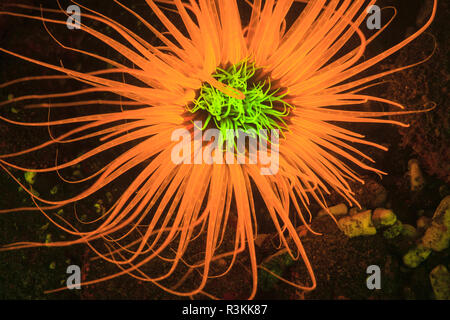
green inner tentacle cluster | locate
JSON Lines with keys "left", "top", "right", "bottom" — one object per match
{"left": 189, "top": 60, "right": 292, "bottom": 147}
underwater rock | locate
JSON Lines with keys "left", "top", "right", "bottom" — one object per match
{"left": 318, "top": 203, "right": 348, "bottom": 217}
{"left": 408, "top": 159, "right": 425, "bottom": 192}
{"left": 402, "top": 245, "right": 432, "bottom": 268}
{"left": 338, "top": 210, "right": 376, "bottom": 238}
{"left": 372, "top": 208, "right": 397, "bottom": 228}
{"left": 429, "top": 265, "right": 450, "bottom": 300}
{"left": 422, "top": 223, "right": 450, "bottom": 251}
{"left": 421, "top": 196, "right": 450, "bottom": 251}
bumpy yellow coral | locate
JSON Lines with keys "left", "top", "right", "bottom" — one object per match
{"left": 339, "top": 210, "right": 376, "bottom": 238}
{"left": 24, "top": 171, "right": 37, "bottom": 185}
{"left": 318, "top": 203, "right": 348, "bottom": 218}
{"left": 372, "top": 208, "right": 397, "bottom": 228}
{"left": 403, "top": 245, "right": 432, "bottom": 268}
{"left": 383, "top": 220, "right": 403, "bottom": 239}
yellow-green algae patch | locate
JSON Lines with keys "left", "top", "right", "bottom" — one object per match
{"left": 429, "top": 265, "right": 450, "bottom": 300}
{"left": 422, "top": 196, "right": 450, "bottom": 252}
{"left": 372, "top": 208, "right": 397, "bottom": 228}
{"left": 24, "top": 171, "right": 37, "bottom": 185}
{"left": 403, "top": 245, "right": 432, "bottom": 268}
{"left": 338, "top": 210, "right": 376, "bottom": 238}
{"left": 383, "top": 220, "right": 403, "bottom": 239}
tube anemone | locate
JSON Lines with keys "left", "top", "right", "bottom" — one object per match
{"left": 0, "top": 0, "right": 437, "bottom": 299}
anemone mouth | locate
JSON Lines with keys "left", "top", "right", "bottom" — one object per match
{"left": 187, "top": 59, "right": 293, "bottom": 147}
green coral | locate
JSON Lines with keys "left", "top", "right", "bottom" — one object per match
{"left": 50, "top": 186, "right": 59, "bottom": 195}
{"left": 94, "top": 199, "right": 105, "bottom": 214}
{"left": 258, "top": 253, "right": 294, "bottom": 291}
{"left": 383, "top": 220, "right": 403, "bottom": 239}
{"left": 45, "top": 233, "right": 52, "bottom": 244}
{"left": 372, "top": 208, "right": 397, "bottom": 228}
{"left": 24, "top": 171, "right": 37, "bottom": 185}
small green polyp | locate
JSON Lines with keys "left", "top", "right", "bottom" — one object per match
{"left": 189, "top": 60, "right": 292, "bottom": 145}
